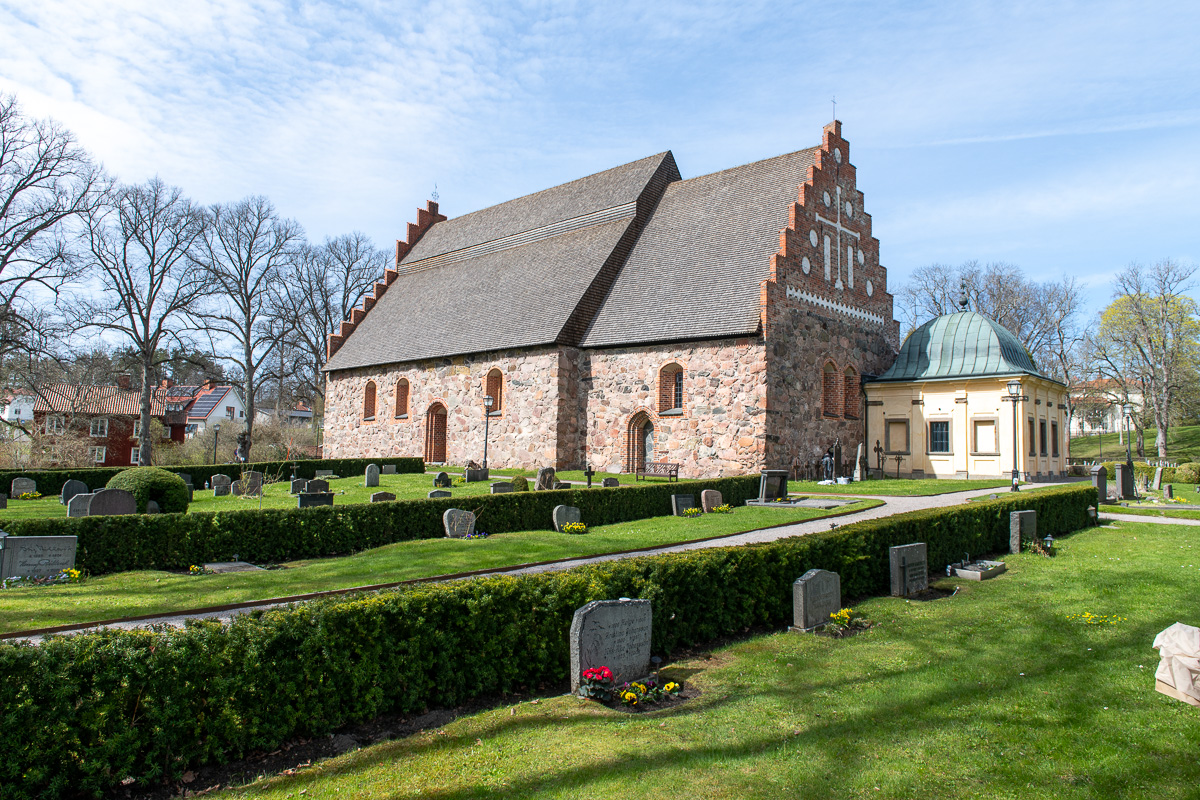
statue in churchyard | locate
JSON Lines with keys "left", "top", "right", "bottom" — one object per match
{"left": 235, "top": 430, "right": 250, "bottom": 463}
{"left": 821, "top": 448, "right": 834, "bottom": 481}
{"left": 832, "top": 438, "right": 843, "bottom": 478}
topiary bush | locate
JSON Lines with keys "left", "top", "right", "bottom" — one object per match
{"left": 105, "top": 467, "right": 190, "bottom": 514}
{"left": 1175, "top": 462, "right": 1200, "bottom": 484}
{"left": 511, "top": 475, "right": 529, "bottom": 492}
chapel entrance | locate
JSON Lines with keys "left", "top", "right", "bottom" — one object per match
{"left": 626, "top": 412, "right": 654, "bottom": 471}
{"left": 425, "top": 404, "right": 447, "bottom": 463}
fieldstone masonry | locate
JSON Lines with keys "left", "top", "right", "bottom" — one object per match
{"left": 569, "top": 598, "right": 652, "bottom": 692}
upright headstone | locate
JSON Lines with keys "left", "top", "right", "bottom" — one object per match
{"left": 242, "top": 471, "right": 263, "bottom": 495}
{"left": 433, "top": 471, "right": 451, "bottom": 488}
{"left": 315, "top": 470, "right": 334, "bottom": 478}
{"left": 1153, "top": 467, "right": 1164, "bottom": 491}
{"left": 67, "top": 493, "right": 94, "bottom": 517}
{"left": 569, "top": 599, "right": 652, "bottom": 692}
{"left": 601, "top": 477, "right": 620, "bottom": 488}
{"left": 211, "top": 474, "right": 232, "bottom": 489}
{"left": 365, "top": 464, "right": 380, "bottom": 487}
{"left": 145, "top": 500, "right": 161, "bottom": 514}
{"left": 88, "top": 488, "right": 137, "bottom": 517}
{"left": 297, "top": 492, "right": 334, "bottom": 508}
{"left": 0, "top": 535, "right": 78, "bottom": 579}
{"left": 1010, "top": 510, "right": 1036, "bottom": 553}
{"left": 1115, "top": 462, "right": 1135, "bottom": 500}
{"left": 700, "top": 489, "right": 723, "bottom": 512}
{"left": 854, "top": 442, "right": 867, "bottom": 482}
{"left": 443, "top": 508, "right": 476, "bottom": 538}
{"left": 213, "top": 484, "right": 231, "bottom": 497}
{"left": 553, "top": 504, "right": 582, "bottom": 531}
{"left": 791, "top": 569, "right": 841, "bottom": 631}
{"left": 0, "top": 494, "right": 6, "bottom": 509}
{"left": 1164, "top": 484, "right": 1175, "bottom": 500}
{"left": 60, "top": 479, "right": 89, "bottom": 506}
{"left": 10, "top": 477, "right": 36, "bottom": 497}
{"left": 671, "top": 494, "right": 697, "bottom": 516}
{"left": 758, "top": 470, "right": 788, "bottom": 501}
{"left": 305, "top": 479, "right": 330, "bottom": 494}
{"left": 1091, "top": 465, "right": 1108, "bottom": 506}
{"left": 231, "top": 480, "right": 245, "bottom": 497}
{"left": 370, "top": 491, "right": 396, "bottom": 503}
{"left": 177, "top": 473, "right": 193, "bottom": 488}
{"left": 428, "top": 490, "right": 452, "bottom": 498}
{"left": 490, "top": 482, "right": 513, "bottom": 494}
{"left": 535, "top": 467, "right": 557, "bottom": 491}
{"left": 290, "top": 479, "right": 307, "bottom": 494}
{"left": 382, "top": 464, "right": 397, "bottom": 475}
{"left": 889, "top": 542, "right": 928, "bottom": 597}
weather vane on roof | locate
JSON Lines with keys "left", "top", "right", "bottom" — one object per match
{"left": 431, "top": 183, "right": 439, "bottom": 203}
{"left": 958, "top": 279, "right": 970, "bottom": 311}
{"left": 831, "top": 96, "right": 836, "bottom": 121}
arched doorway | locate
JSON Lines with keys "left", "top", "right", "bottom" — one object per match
{"left": 425, "top": 403, "right": 447, "bottom": 463}
{"left": 626, "top": 412, "right": 654, "bottom": 472}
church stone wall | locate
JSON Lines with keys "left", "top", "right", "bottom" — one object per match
{"left": 582, "top": 338, "right": 768, "bottom": 479}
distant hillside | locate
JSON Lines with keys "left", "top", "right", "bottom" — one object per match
{"left": 1070, "top": 425, "right": 1200, "bottom": 462}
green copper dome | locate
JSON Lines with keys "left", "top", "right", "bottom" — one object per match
{"left": 874, "top": 311, "right": 1049, "bottom": 382}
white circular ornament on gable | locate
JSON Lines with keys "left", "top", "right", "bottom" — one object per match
{"left": 802, "top": 256, "right": 811, "bottom": 274}
{"left": 833, "top": 148, "right": 843, "bottom": 164}
{"left": 845, "top": 201, "right": 854, "bottom": 219}
{"left": 809, "top": 229, "right": 819, "bottom": 247}
{"left": 857, "top": 249, "right": 865, "bottom": 265}
{"left": 822, "top": 191, "right": 831, "bottom": 207}
{"left": 866, "top": 280, "right": 874, "bottom": 297}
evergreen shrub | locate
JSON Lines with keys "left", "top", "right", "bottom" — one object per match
{"left": 105, "top": 467, "right": 190, "bottom": 514}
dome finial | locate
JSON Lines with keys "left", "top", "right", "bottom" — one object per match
{"left": 958, "top": 280, "right": 970, "bottom": 311}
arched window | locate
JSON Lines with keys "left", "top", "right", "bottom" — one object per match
{"left": 843, "top": 367, "right": 859, "bottom": 419}
{"left": 363, "top": 380, "right": 377, "bottom": 420}
{"left": 822, "top": 362, "right": 839, "bottom": 418}
{"left": 626, "top": 411, "right": 654, "bottom": 472}
{"left": 658, "top": 363, "right": 684, "bottom": 413}
{"left": 394, "top": 378, "right": 409, "bottom": 418}
{"left": 485, "top": 369, "right": 503, "bottom": 413}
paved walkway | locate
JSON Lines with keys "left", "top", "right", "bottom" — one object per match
{"left": 11, "top": 481, "right": 1082, "bottom": 642}
{"left": 1100, "top": 512, "right": 1200, "bottom": 526}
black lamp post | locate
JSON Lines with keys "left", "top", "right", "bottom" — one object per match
{"left": 482, "top": 395, "right": 493, "bottom": 469}
{"left": 212, "top": 422, "right": 221, "bottom": 465}
{"left": 1123, "top": 402, "right": 1134, "bottom": 468}
{"left": 1004, "top": 379, "right": 1023, "bottom": 491}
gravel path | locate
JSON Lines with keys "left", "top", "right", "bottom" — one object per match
{"left": 1099, "top": 512, "right": 1200, "bottom": 527}
{"left": 10, "top": 481, "right": 1082, "bottom": 642}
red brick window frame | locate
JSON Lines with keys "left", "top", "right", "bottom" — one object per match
{"left": 625, "top": 410, "right": 655, "bottom": 472}
{"left": 394, "top": 378, "right": 410, "bottom": 419}
{"left": 822, "top": 362, "right": 840, "bottom": 418}
{"left": 843, "top": 367, "right": 859, "bottom": 419}
{"left": 485, "top": 369, "right": 504, "bottom": 415}
{"left": 658, "top": 363, "right": 684, "bottom": 414}
{"left": 425, "top": 402, "right": 447, "bottom": 463}
{"left": 363, "top": 380, "right": 377, "bottom": 421}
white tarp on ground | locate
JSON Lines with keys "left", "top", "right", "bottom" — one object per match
{"left": 1153, "top": 622, "right": 1200, "bottom": 703}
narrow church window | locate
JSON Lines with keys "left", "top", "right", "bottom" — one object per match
{"left": 842, "top": 367, "right": 859, "bottom": 419}
{"left": 658, "top": 364, "right": 684, "bottom": 413}
{"left": 1039, "top": 419, "right": 1048, "bottom": 456}
{"left": 395, "top": 378, "right": 409, "bottom": 418}
{"left": 1051, "top": 421, "right": 1059, "bottom": 457}
{"left": 363, "top": 381, "right": 376, "bottom": 420}
{"left": 928, "top": 421, "right": 951, "bottom": 453}
{"left": 822, "top": 362, "right": 839, "bottom": 418}
{"left": 486, "top": 369, "right": 504, "bottom": 413}
{"left": 1027, "top": 417, "right": 1036, "bottom": 457}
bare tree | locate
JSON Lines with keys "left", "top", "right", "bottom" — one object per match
{"left": 76, "top": 178, "right": 208, "bottom": 465}
{"left": 269, "top": 232, "right": 383, "bottom": 420}
{"left": 194, "top": 196, "right": 301, "bottom": 460}
{"left": 1090, "top": 259, "right": 1200, "bottom": 459}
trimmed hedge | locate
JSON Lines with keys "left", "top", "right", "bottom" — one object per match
{"left": 1, "top": 477, "right": 761, "bottom": 576}
{"left": 0, "top": 484, "right": 1093, "bottom": 798}
{"left": 0, "top": 457, "right": 425, "bottom": 497}
{"left": 105, "top": 467, "right": 190, "bottom": 514}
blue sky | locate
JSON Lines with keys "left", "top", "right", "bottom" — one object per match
{"left": 2, "top": 0, "right": 1197, "bottom": 317}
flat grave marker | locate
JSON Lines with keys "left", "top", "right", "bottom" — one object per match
{"left": 490, "top": 482, "right": 514, "bottom": 494}
{"left": 297, "top": 492, "right": 333, "bottom": 509}
{"left": 428, "top": 490, "right": 452, "bottom": 499}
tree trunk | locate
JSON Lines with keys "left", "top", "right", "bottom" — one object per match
{"left": 243, "top": 342, "right": 255, "bottom": 462}
{"left": 139, "top": 359, "right": 154, "bottom": 466}
{"left": 1136, "top": 427, "right": 1145, "bottom": 459}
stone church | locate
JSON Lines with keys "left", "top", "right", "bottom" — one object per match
{"left": 322, "top": 120, "right": 899, "bottom": 478}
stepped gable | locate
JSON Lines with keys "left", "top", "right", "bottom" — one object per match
{"left": 580, "top": 147, "right": 820, "bottom": 348}
{"left": 324, "top": 152, "right": 679, "bottom": 371}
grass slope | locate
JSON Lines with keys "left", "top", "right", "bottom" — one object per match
{"left": 788, "top": 477, "right": 1013, "bottom": 496}
{"left": 0, "top": 500, "right": 877, "bottom": 634}
{"left": 211, "top": 519, "right": 1200, "bottom": 800}
{"left": 1069, "top": 424, "right": 1200, "bottom": 461}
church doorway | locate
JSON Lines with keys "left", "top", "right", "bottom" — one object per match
{"left": 626, "top": 412, "right": 654, "bottom": 471}
{"left": 425, "top": 403, "right": 447, "bottom": 463}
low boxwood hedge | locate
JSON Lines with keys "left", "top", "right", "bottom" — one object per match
{"left": 0, "top": 457, "right": 425, "bottom": 497}
{"left": 0, "top": 484, "right": 1093, "bottom": 798}
{"left": 105, "top": 467, "right": 190, "bottom": 514}
{"left": 0, "top": 476, "right": 761, "bottom": 575}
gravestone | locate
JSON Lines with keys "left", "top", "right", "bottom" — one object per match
{"left": 211, "top": 474, "right": 232, "bottom": 489}
{"left": 1091, "top": 464, "right": 1108, "bottom": 505}
{"left": 290, "top": 479, "right": 307, "bottom": 494}
{"left": 553, "top": 504, "right": 582, "bottom": 532}
{"left": 297, "top": 492, "right": 333, "bottom": 508}
{"left": 242, "top": 471, "right": 263, "bottom": 494}
{"left": 1115, "top": 462, "right": 1135, "bottom": 499}
{"left": 382, "top": 464, "right": 397, "bottom": 475}
{"left": 88, "top": 488, "right": 136, "bottom": 517}
{"left": 700, "top": 489, "right": 723, "bottom": 512}
{"left": 146, "top": 500, "right": 160, "bottom": 514}
{"left": 1010, "top": 510, "right": 1036, "bottom": 554}
{"left": 535, "top": 467, "right": 557, "bottom": 491}
{"left": 791, "top": 569, "right": 842, "bottom": 632}
{"left": 889, "top": 542, "right": 928, "bottom": 597}
{"left": 0, "top": 534, "right": 78, "bottom": 579}
{"left": 854, "top": 442, "right": 867, "bottom": 482}
{"left": 370, "top": 491, "right": 396, "bottom": 503}
{"left": 671, "top": 494, "right": 697, "bottom": 516}
{"left": 601, "top": 477, "right": 620, "bottom": 488}
{"left": 1153, "top": 467, "right": 1164, "bottom": 491}
{"left": 10, "top": 477, "right": 35, "bottom": 497}
{"left": 569, "top": 598, "right": 652, "bottom": 692}
{"left": 315, "top": 470, "right": 334, "bottom": 478}
{"left": 177, "top": 473, "right": 193, "bottom": 488}
{"left": 443, "top": 508, "right": 476, "bottom": 538}
{"left": 758, "top": 470, "right": 788, "bottom": 501}
{"left": 213, "top": 484, "right": 231, "bottom": 497}
{"left": 365, "top": 464, "right": 380, "bottom": 487}
{"left": 428, "top": 490, "right": 452, "bottom": 498}
{"left": 490, "top": 482, "right": 513, "bottom": 494}
{"left": 0, "top": 494, "right": 6, "bottom": 510}
{"left": 305, "top": 479, "right": 330, "bottom": 494}
{"left": 1165, "top": 484, "right": 1175, "bottom": 500}
{"left": 60, "top": 479, "right": 89, "bottom": 506}
{"left": 67, "top": 493, "right": 94, "bottom": 517}
{"left": 433, "top": 471, "right": 451, "bottom": 488}
{"left": 231, "top": 480, "right": 245, "bottom": 496}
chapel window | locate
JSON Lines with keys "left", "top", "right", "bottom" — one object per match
{"left": 842, "top": 367, "right": 859, "bottom": 419}
{"left": 486, "top": 369, "right": 504, "bottom": 413}
{"left": 1027, "top": 418, "right": 1036, "bottom": 457}
{"left": 822, "top": 362, "right": 839, "bottom": 418}
{"left": 658, "top": 364, "right": 684, "bottom": 413}
{"left": 1051, "top": 421, "right": 1060, "bottom": 457}
{"left": 884, "top": 419, "right": 909, "bottom": 453}
{"left": 364, "top": 380, "right": 377, "bottom": 420}
{"left": 395, "top": 378, "right": 410, "bottom": 418}
{"left": 972, "top": 419, "right": 997, "bottom": 454}
{"left": 1039, "top": 419, "right": 1048, "bottom": 456}
{"left": 928, "top": 421, "right": 951, "bottom": 454}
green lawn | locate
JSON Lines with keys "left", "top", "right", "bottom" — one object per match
{"left": 0, "top": 500, "right": 878, "bottom": 634}
{"left": 788, "top": 477, "right": 1014, "bottom": 496}
{"left": 1069, "top": 424, "right": 1200, "bottom": 461}
{"left": 210, "top": 519, "right": 1200, "bottom": 799}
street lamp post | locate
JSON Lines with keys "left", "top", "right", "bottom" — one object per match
{"left": 212, "top": 423, "right": 221, "bottom": 465}
{"left": 1123, "top": 402, "right": 1134, "bottom": 467}
{"left": 1004, "top": 380, "right": 1023, "bottom": 491}
{"left": 482, "top": 395, "right": 494, "bottom": 469}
